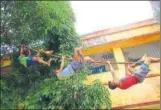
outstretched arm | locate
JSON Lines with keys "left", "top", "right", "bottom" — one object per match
{"left": 106, "top": 61, "right": 120, "bottom": 85}
{"left": 54, "top": 56, "right": 65, "bottom": 76}
{"left": 59, "top": 56, "right": 65, "bottom": 72}
{"left": 84, "top": 56, "right": 105, "bottom": 64}
{"left": 103, "top": 61, "right": 120, "bottom": 86}
{"left": 107, "top": 61, "right": 118, "bottom": 79}
{"left": 28, "top": 49, "right": 31, "bottom": 56}
{"left": 84, "top": 56, "right": 96, "bottom": 63}
{"left": 20, "top": 44, "right": 24, "bottom": 56}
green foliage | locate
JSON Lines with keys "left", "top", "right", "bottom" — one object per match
{"left": 1, "top": 1, "right": 79, "bottom": 49}
{"left": 20, "top": 68, "right": 111, "bottom": 109}
{"left": 1, "top": 66, "right": 111, "bottom": 109}
{"left": 1, "top": 64, "right": 53, "bottom": 109}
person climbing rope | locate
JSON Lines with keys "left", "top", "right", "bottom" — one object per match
{"left": 18, "top": 44, "right": 53, "bottom": 67}
{"left": 53, "top": 47, "right": 99, "bottom": 78}
{"left": 104, "top": 54, "right": 160, "bottom": 90}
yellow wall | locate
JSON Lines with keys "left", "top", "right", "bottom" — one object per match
{"left": 82, "top": 23, "right": 160, "bottom": 56}
{"left": 1, "top": 59, "right": 12, "bottom": 67}
{"left": 102, "top": 24, "right": 159, "bottom": 42}
{"left": 82, "top": 24, "right": 160, "bottom": 108}
{"left": 83, "top": 47, "right": 160, "bottom": 108}
{"left": 82, "top": 33, "right": 160, "bottom": 56}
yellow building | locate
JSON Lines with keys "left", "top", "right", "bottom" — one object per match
{"left": 1, "top": 56, "right": 12, "bottom": 74}
{"left": 81, "top": 18, "right": 160, "bottom": 109}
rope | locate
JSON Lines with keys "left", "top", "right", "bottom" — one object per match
{"left": 25, "top": 46, "right": 134, "bottom": 64}
{"left": 24, "top": 45, "right": 71, "bottom": 59}
{"left": 24, "top": 46, "right": 159, "bottom": 64}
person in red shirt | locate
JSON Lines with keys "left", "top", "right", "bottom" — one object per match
{"left": 104, "top": 54, "right": 160, "bottom": 90}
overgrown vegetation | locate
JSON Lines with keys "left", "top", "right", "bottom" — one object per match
{"left": 20, "top": 68, "right": 111, "bottom": 109}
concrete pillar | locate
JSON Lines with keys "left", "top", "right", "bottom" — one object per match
{"left": 112, "top": 47, "right": 125, "bottom": 75}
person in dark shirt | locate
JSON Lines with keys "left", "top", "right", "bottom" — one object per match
{"left": 18, "top": 44, "right": 53, "bottom": 67}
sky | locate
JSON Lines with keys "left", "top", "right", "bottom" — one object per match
{"left": 71, "top": 1, "right": 154, "bottom": 35}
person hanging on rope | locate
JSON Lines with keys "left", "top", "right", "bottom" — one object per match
{"left": 53, "top": 47, "right": 99, "bottom": 78}
{"left": 104, "top": 54, "right": 160, "bottom": 90}
{"left": 18, "top": 44, "right": 53, "bottom": 67}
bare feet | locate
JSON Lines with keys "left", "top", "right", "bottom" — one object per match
{"left": 140, "top": 53, "right": 147, "bottom": 62}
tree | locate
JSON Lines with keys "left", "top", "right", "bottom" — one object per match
{"left": 1, "top": 65, "right": 52, "bottom": 109}
{"left": 1, "top": 1, "right": 79, "bottom": 52}
{"left": 20, "top": 68, "right": 111, "bottom": 109}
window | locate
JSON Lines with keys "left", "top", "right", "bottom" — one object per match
{"left": 123, "top": 41, "right": 160, "bottom": 62}
{"left": 88, "top": 51, "right": 118, "bottom": 75}
{"left": 90, "top": 65, "right": 107, "bottom": 74}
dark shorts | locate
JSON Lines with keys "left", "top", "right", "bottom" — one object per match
{"left": 134, "top": 63, "right": 150, "bottom": 83}
{"left": 26, "top": 57, "right": 37, "bottom": 67}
